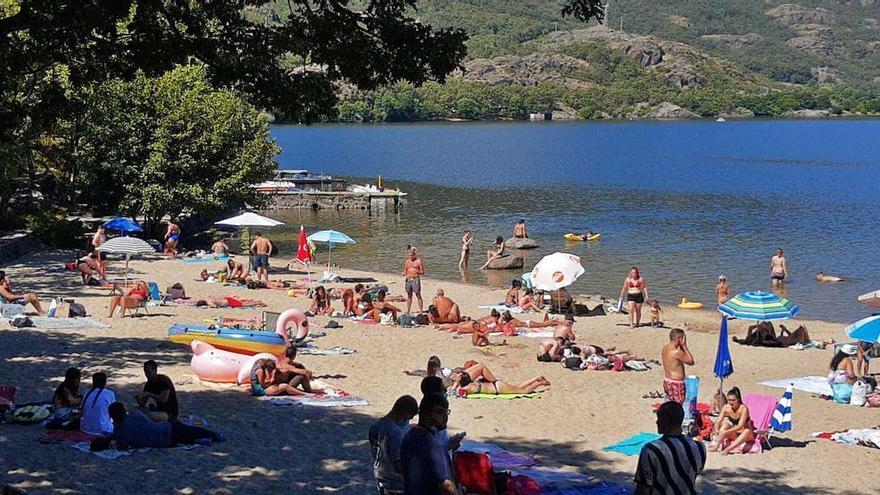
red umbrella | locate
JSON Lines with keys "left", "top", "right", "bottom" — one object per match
{"left": 296, "top": 225, "right": 311, "bottom": 264}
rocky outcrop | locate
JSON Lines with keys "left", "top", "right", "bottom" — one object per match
{"left": 766, "top": 4, "right": 842, "bottom": 57}
{"left": 718, "top": 107, "right": 755, "bottom": 119}
{"left": 812, "top": 66, "right": 844, "bottom": 84}
{"left": 505, "top": 237, "right": 539, "bottom": 250}
{"left": 462, "top": 53, "right": 595, "bottom": 89}
{"left": 785, "top": 27, "right": 839, "bottom": 56}
{"left": 668, "top": 15, "right": 689, "bottom": 28}
{"left": 785, "top": 109, "right": 831, "bottom": 118}
{"left": 485, "top": 255, "right": 524, "bottom": 270}
{"left": 700, "top": 33, "right": 764, "bottom": 48}
{"left": 766, "top": 4, "right": 833, "bottom": 26}
{"left": 628, "top": 102, "right": 700, "bottom": 119}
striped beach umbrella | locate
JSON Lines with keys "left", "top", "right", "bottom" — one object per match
{"left": 769, "top": 384, "right": 793, "bottom": 443}
{"left": 718, "top": 291, "right": 800, "bottom": 321}
{"left": 844, "top": 314, "right": 880, "bottom": 344}
{"left": 307, "top": 230, "right": 356, "bottom": 271}
{"left": 96, "top": 236, "right": 156, "bottom": 285}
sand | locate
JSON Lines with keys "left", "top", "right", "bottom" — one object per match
{"left": 1, "top": 250, "right": 879, "bottom": 494}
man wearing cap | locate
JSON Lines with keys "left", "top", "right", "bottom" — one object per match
{"left": 714, "top": 276, "right": 730, "bottom": 306}
{"left": 635, "top": 401, "right": 706, "bottom": 495}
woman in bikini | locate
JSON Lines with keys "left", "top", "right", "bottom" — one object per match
{"left": 164, "top": 221, "right": 180, "bottom": 257}
{"left": 481, "top": 236, "right": 505, "bottom": 269}
{"left": 519, "top": 288, "right": 542, "bottom": 312}
{"left": 77, "top": 252, "right": 105, "bottom": 285}
{"left": 250, "top": 359, "right": 311, "bottom": 397}
{"left": 770, "top": 248, "right": 787, "bottom": 287}
{"left": 498, "top": 310, "right": 560, "bottom": 336}
{"left": 709, "top": 387, "right": 756, "bottom": 455}
{"left": 310, "top": 285, "right": 334, "bottom": 316}
{"left": 828, "top": 349, "right": 857, "bottom": 386}
{"left": 107, "top": 281, "right": 148, "bottom": 318}
{"left": 455, "top": 374, "right": 550, "bottom": 396}
{"left": 459, "top": 230, "right": 473, "bottom": 268}
{"left": 619, "top": 266, "right": 649, "bottom": 328}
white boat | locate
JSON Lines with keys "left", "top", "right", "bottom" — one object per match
{"left": 716, "top": 117, "right": 727, "bottom": 122}
{"left": 254, "top": 169, "right": 345, "bottom": 193}
{"left": 347, "top": 184, "right": 381, "bottom": 193}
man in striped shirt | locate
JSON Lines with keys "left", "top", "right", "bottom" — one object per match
{"left": 635, "top": 401, "right": 706, "bottom": 495}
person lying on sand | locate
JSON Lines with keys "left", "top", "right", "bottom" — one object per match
{"left": 197, "top": 295, "right": 266, "bottom": 308}
{"left": 732, "top": 321, "right": 780, "bottom": 347}
{"left": 428, "top": 289, "right": 463, "bottom": 324}
{"left": 369, "top": 290, "right": 401, "bottom": 321}
{"left": 498, "top": 310, "right": 560, "bottom": 335}
{"left": 90, "top": 402, "right": 223, "bottom": 452}
{"left": 455, "top": 375, "right": 550, "bottom": 396}
{"left": 107, "top": 280, "right": 148, "bottom": 318}
{"left": 0, "top": 270, "right": 46, "bottom": 315}
{"left": 537, "top": 337, "right": 566, "bottom": 362}
{"left": 436, "top": 310, "right": 498, "bottom": 334}
{"left": 274, "top": 346, "right": 315, "bottom": 395}
{"left": 816, "top": 271, "right": 844, "bottom": 282}
{"left": 447, "top": 360, "right": 497, "bottom": 392}
{"left": 250, "top": 359, "right": 313, "bottom": 397}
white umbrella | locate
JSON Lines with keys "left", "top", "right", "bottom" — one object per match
{"left": 96, "top": 236, "right": 156, "bottom": 286}
{"left": 215, "top": 212, "right": 284, "bottom": 271}
{"left": 530, "top": 252, "right": 585, "bottom": 313}
{"left": 858, "top": 290, "right": 880, "bottom": 309}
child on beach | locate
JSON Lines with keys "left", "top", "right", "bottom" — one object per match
{"left": 650, "top": 300, "right": 662, "bottom": 327}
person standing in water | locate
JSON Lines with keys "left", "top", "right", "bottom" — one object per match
{"left": 403, "top": 248, "right": 425, "bottom": 314}
{"left": 661, "top": 328, "right": 695, "bottom": 405}
{"left": 513, "top": 219, "right": 528, "bottom": 239}
{"left": 770, "top": 248, "right": 787, "bottom": 287}
{"left": 715, "top": 275, "right": 730, "bottom": 306}
{"left": 459, "top": 230, "right": 473, "bottom": 268}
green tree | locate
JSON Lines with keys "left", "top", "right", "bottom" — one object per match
{"left": 69, "top": 65, "right": 278, "bottom": 231}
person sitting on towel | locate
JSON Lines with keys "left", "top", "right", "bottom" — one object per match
{"left": 504, "top": 279, "right": 522, "bottom": 306}
{"left": 136, "top": 360, "right": 179, "bottom": 421}
{"left": 275, "top": 346, "right": 314, "bottom": 395}
{"left": 708, "top": 387, "right": 755, "bottom": 455}
{"left": 90, "top": 402, "right": 223, "bottom": 451}
{"left": 0, "top": 270, "right": 46, "bottom": 315}
{"left": 369, "top": 290, "right": 401, "bottom": 322}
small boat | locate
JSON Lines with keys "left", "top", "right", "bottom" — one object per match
{"left": 564, "top": 233, "right": 601, "bottom": 241}
{"left": 254, "top": 169, "right": 346, "bottom": 193}
{"left": 716, "top": 117, "right": 726, "bottom": 122}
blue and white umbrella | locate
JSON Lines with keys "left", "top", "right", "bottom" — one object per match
{"left": 307, "top": 230, "right": 356, "bottom": 269}
{"left": 96, "top": 236, "right": 156, "bottom": 285}
{"left": 714, "top": 315, "right": 734, "bottom": 393}
{"left": 844, "top": 314, "right": 880, "bottom": 344}
{"left": 769, "top": 384, "right": 793, "bottom": 436}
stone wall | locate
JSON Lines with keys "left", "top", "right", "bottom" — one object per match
{"left": 0, "top": 232, "right": 42, "bottom": 266}
{"left": 263, "top": 192, "right": 404, "bottom": 213}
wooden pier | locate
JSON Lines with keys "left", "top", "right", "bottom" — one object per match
{"left": 262, "top": 190, "right": 406, "bottom": 213}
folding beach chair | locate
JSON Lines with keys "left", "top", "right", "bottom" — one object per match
{"left": 743, "top": 394, "right": 779, "bottom": 451}
{"left": 130, "top": 282, "right": 164, "bottom": 317}
{"left": 262, "top": 311, "right": 280, "bottom": 333}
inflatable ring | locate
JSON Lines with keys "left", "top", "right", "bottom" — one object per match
{"left": 677, "top": 298, "right": 703, "bottom": 310}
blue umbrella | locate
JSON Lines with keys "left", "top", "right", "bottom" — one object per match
{"left": 714, "top": 315, "right": 734, "bottom": 393}
{"left": 103, "top": 217, "right": 143, "bottom": 235}
{"left": 845, "top": 314, "right": 880, "bottom": 343}
{"left": 307, "top": 230, "right": 356, "bottom": 269}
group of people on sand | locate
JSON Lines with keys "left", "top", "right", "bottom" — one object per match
{"left": 249, "top": 345, "right": 317, "bottom": 398}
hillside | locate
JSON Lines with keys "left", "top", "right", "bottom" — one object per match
{"left": 260, "top": 1, "right": 880, "bottom": 121}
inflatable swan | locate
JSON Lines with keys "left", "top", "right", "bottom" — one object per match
{"left": 190, "top": 308, "right": 309, "bottom": 383}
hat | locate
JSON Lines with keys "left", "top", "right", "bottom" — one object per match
{"left": 324, "top": 320, "right": 342, "bottom": 329}
{"left": 718, "top": 275, "right": 726, "bottom": 280}
{"left": 840, "top": 343, "right": 858, "bottom": 355}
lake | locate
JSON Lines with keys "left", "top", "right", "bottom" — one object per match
{"left": 267, "top": 119, "right": 880, "bottom": 323}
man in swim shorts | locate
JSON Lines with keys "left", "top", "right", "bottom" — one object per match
{"left": 402, "top": 248, "right": 424, "bottom": 314}
{"left": 250, "top": 232, "right": 273, "bottom": 284}
{"left": 661, "top": 328, "right": 694, "bottom": 404}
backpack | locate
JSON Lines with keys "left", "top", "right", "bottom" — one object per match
{"left": 562, "top": 356, "right": 583, "bottom": 369}
{"left": 453, "top": 451, "right": 495, "bottom": 495}
{"left": 9, "top": 315, "right": 33, "bottom": 328}
{"left": 68, "top": 303, "right": 87, "bottom": 318}
{"left": 379, "top": 312, "right": 394, "bottom": 325}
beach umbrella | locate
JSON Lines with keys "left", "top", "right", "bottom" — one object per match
{"left": 294, "top": 225, "right": 315, "bottom": 287}
{"left": 307, "top": 230, "right": 356, "bottom": 271}
{"left": 858, "top": 290, "right": 880, "bottom": 310}
{"left": 718, "top": 291, "right": 799, "bottom": 321}
{"left": 714, "top": 315, "right": 734, "bottom": 394}
{"left": 769, "top": 384, "right": 794, "bottom": 445}
{"left": 530, "top": 252, "right": 584, "bottom": 312}
{"left": 103, "top": 217, "right": 143, "bottom": 235}
{"left": 844, "top": 314, "right": 880, "bottom": 344}
{"left": 215, "top": 212, "right": 284, "bottom": 270}
{"left": 96, "top": 236, "right": 156, "bottom": 285}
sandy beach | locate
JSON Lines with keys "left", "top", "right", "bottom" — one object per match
{"left": 2, "top": 250, "right": 879, "bottom": 494}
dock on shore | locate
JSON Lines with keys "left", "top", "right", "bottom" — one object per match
{"left": 262, "top": 189, "right": 406, "bottom": 213}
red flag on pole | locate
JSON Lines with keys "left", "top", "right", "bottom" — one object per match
{"left": 296, "top": 225, "right": 311, "bottom": 264}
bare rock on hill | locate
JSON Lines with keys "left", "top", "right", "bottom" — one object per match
{"left": 719, "top": 107, "right": 755, "bottom": 119}
{"left": 629, "top": 102, "right": 700, "bottom": 120}
{"left": 812, "top": 66, "right": 844, "bottom": 84}
{"left": 785, "top": 26, "right": 840, "bottom": 56}
{"left": 668, "top": 15, "right": 690, "bottom": 28}
{"left": 701, "top": 33, "right": 764, "bottom": 48}
{"left": 462, "top": 53, "right": 595, "bottom": 89}
{"left": 766, "top": 4, "right": 834, "bottom": 26}
{"left": 506, "top": 237, "right": 539, "bottom": 250}
{"left": 785, "top": 109, "right": 831, "bottom": 118}
{"left": 485, "top": 255, "right": 525, "bottom": 270}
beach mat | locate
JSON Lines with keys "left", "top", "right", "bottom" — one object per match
{"left": 1, "top": 317, "right": 110, "bottom": 329}
{"left": 517, "top": 330, "right": 553, "bottom": 338}
{"left": 601, "top": 432, "right": 661, "bottom": 456}
{"left": 258, "top": 395, "right": 369, "bottom": 408}
{"left": 298, "top": 345, "right": 356, "bottom": 356}
{"left": 509, "top": 467, "right": 597, "bottom": 490}
{"left": 812, "top": 429, "right": 880, "bottom": 449}
{"left": 460, "top": 440, "right": 537, "bottom": 469}
{"left": 463, "top": 392, "right": 540, "bottom": 400}
{"left": 543, "top": 481, "right": 631, "bottom": 495}
{"left": 759, "top": 376, "right": 832, "bottom": 396}
{"left": 182, "top": 255, "right": 230, "bottom": 264}
{"left": 71, "top": 441, "right": 204, "bottom": 459}
{"left": 478, "top": 305, "right": 523, "bottom": 314}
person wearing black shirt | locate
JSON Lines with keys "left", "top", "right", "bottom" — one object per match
{"left": 136, "top": 360, "right": 178, "bottom": 421}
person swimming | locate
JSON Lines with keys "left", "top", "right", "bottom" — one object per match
{"left": 816, "top": 271, "right": 844, "bottom": 283}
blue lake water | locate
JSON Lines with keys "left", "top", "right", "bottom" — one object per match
{"left": 268, "top": 120, "right": 880, "bottom": 323}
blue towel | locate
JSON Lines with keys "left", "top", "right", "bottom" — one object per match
{"left": 601, "top": 432, "right": 661, "bottom": 456}
{"left": 182, "top": 255, "right": 229, "bottom": 264}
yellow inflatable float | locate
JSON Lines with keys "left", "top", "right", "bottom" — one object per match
{"left": 677, "top": 298, "right": 703, "bottom": 310}
{"left": 564, "top": 233, "right": 601, "bottom": 241}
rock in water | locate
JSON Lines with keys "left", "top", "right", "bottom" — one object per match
{"left": 506, "top": 237, "right": 539, "bottom": 250}
{"left": 486, "top": 255, "right": 525, "bottom": 270}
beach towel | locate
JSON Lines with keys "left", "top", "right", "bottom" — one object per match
{"left": 509, "top": 468, "right": 596, "bottom": 490}
{"left": 43, "top": 430, "right": 98, "bottom": 443}
{"left": 1, "top": 316, "right": 109, "bottom": 329}
{"left": 258, "top": 395, "right": 369, "bottom": 408}
{"left": 759, "top": 376, "right": 832, "bottom": 397}
{"left": 297, "top": 345, "right": 357, "bottom": 356}
{"left": 811, "top": 428, "right": 880, "bottom": 449}
{"left": 462, "top": 392, "right": 540, "bottom": 400}
{"left": 182, "top": 255, "right": 230, "bottom": 264}
{"left": 601, "top": 432, "right": 661, "bottom": 456}
{"left": 71, "top": 441, "right": 204, "bottom": 459}
{"left": 516, "top": 330, "right": 554, "bottom": 339}
{"left": 478, "top": 304, "right": 524, "bottom": 314}
{"left": 459, "top": 441, "right": 538, "bottom": 469}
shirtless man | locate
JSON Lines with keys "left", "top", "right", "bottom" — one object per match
{"left": 370, "top": 290, "right": 401, "bottom": 321}
{"left": 537, "top": 337, "right": 566, "bottom": 362}
{"left": 816, "top": 271, "right": 844, "bottom": 283}
{"left": 661, "top": 328, "right": 695, "bottom": 404}
{"left": 0, "top": 270, "right": 45, "bottom": 315}
{"left": 402, "top": 248, "right": 424, "bottom": 314}
{"left": 275, "top": 346, "right": 315, "bottom": 395}
{"left": 770, "top": 248, "right": 787, "bottom": 287}
{"left": 250, "top": 232, "right": 273, "bottom": 284}
{"left": 429, "top": 289, "right": 462, "bottom": 324}
{"left": 513, "top": 219, "right": 528, "bottom": 239}
{"left": 715, "top": 275, "right": 730, "bottom": 306}
{"left": 553, "top": 317, "right": 577, "bottom": 342}
{"left": 211, "top": 238, "right": 229, "bottom": 255}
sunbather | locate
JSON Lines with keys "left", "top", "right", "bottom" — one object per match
{"left": 504, "top": 279, "right": 522, "bottom": 306}
{"left": 499, "top": 310, "right": 560, "bottom": 335}
{"left": 776, "top": 324, "right": 811, "bottom": 347}
{"left": 448, "top": 360, "right": 497, "bottom": 390}
{"left": 732, "top": 321, "right": 782, "bottom": 347}
{"left": 828, "top": 348, "right": 857, "bottom": 385}
{"left": 309, "top": 285, "right": 334, "bottom": 316}
{"left": 709, "top": 387, "right": 755, "bottom": 455}
{"left": 200, "top": 295, "right": 266, "bottom": 308}
{"left": 428, "top": 289, "right": 463, "bottom": 324}
{"left": 519, "top": 288, "right": 541, "bottom": 311}
{"left": 77, "top": 252, "right": 106, "bottom": 285}
{"left": 226, "top": 258, "right": 246, "bottom": 280}
{"left": 369, "top": 290, "right": 401, "bottom": 321}
{"left": 0, "top": 270, "right": 46, "bottom": 315}
{"left": 537, "top": 338, "right": 566, "bottom": 362}
{"left": 553, "top": 317, "right": 577, "bottom": 341}
{"left": 211, "top": 238, "right": 229, "bottom": 255}
{"left": 250, "top": 359, "right": 310, "bottom": 397}
{"left": 481, "top": 236, "right": 505, "bottom": 269}
{"left": 456, "top": 375, "right": 550, "bottom": 395}
{"left": 107, "top": 281, "right": 148, "bottom": 318}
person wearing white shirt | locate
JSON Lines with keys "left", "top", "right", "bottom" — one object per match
{"left": 80, "top": 372, "right": 116, "bottom": 436}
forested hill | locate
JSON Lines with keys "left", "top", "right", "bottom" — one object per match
{"left": 262, "top": 1, "right": 880, "bottom": 121}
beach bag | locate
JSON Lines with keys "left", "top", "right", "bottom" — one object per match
{"left": 832, "top": 383, "right": 853, "bottom": 404}
{"left": 9, "top": 315, "right": 33, "bottom": 328}
{"left": 68, "top": 303, "right": 87, "bottom": 318}
{"left": 562, "top": 356, "right": 583, "bottom": 369}
{"left": 453, "top": 451, "right": 495, "bottom": 495}
{"left": 507, "top": 474, "right": 540, "bottom": 495}
{"left": 11, "top": 404, "right": 50, "bottom": 424}
{"left": 0, "top": 303, "right": 25, "bottom": 318}
{"left": 851, "top": 380, "right": 869, "bottom": 407}
{"left": 167, "top": 283, "right": 186, "bottom": 299}
{"left": 397, "top": 314, "right": 415, "bottom": 327}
